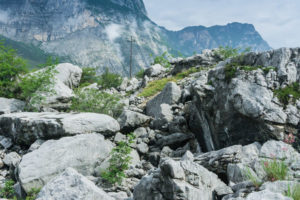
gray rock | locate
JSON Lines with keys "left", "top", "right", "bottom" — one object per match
{"left": 108, "top": 191, "right": 128, "bottom": 200}
{"left": 146, "top": 82, "right": 181, "bottom": 118}
{"left": 156, "top": 132, "right": 194, "bottom": 149}
{"left": 114, "top": 132, "right": 127, "bottom": 143}
{"left": 0, "top": 112, "right": 120, "bottom": 145}
{"left": 227, "top": 163, "right": 259, "bottom": 184}
{"left": 144, "top": 64, "right": 166, "bottom": 77}
{"left": 0, "top": 136, "right": 13, "bottom": 149}
{"left": 137, "top": 142, "right": 149, "bottom": 154}
{"left": 194, "top": 145, "right": 243, "bottom": 174}
{"left": 28, "top": 139, "right": 45, "bottom": 152}
{"left": 118, "top": 110, "right": 151, "bottom": 133}
{"left": 36, "top": 168, "right": 114, "bottom": 200}
{"left": 260, "top": 140, "right": 299, "bottom": 162}
{"left": 3, "top": 152, "right": 21, "bottom": 168}
{"left": 18, "top": 133, "right": 113, "bottom": 192}
{"left": 0, "top": 98, "right": 25, "bottom": 115}
{"left": 260, "top": 181, "right": 299, "bottom": 195}
{"left": 133, "top": 158, "right": 232, "bottom": 200}
{"left": 245, "top": 190, "right": 292, "bottom": 200}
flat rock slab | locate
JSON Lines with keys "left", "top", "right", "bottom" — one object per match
{"left": 18, "top": 133, "right": 113, "bottom": 193}
{"left": 0, "top": 98, "right": 25, "bottom": 115}
{"left": 0, "top": 112, "right": 120, "bottom": 145}
{"left": 36, "top": 168, "right": 114, "bottom": 200}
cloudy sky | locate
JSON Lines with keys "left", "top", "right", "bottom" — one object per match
{"left": 143, "top": 0, "right": 299, "bottom": 49}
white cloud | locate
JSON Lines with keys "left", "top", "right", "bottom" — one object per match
{"left": 105, "top": 24, "right": 123, "bottom": 42}
{"left": 144, "top": 0, "right": 300, "bottom": 49}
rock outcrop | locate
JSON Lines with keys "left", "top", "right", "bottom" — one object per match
{"left": 36, "top": 168, "right": 114, "bottom": 200}
{"left": 0, "top": 112, "right": 120, "bottom": 145}
{"left": 18, "top": 134, "right": 113, "bottom": 192}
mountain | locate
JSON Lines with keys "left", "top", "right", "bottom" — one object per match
{"left": 0, "top": 0, "right": 271, "bottom": 75}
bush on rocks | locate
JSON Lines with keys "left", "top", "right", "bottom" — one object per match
{"left": 70, "top": 88, "right": 124, "bottom": 118}
{"left": 101, "top": 133, "right": 135, "bottom": 185}
{"left": 98, "top": 68, "right": 122, "bottom": 89}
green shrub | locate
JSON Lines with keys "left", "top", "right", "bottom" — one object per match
{"left": 37, "top": 56, "right": 59, "bottom": 68}
{"left": 135, "top": 68, "right": 145, "bottom": 79}
{"left": 153, "top": 52, "right": 172, "bottom": 68}
{"left": 274, "top": 82, "right": 300, "bottom": 105}
{"left": 262, "top": 158, "right": 288, "bottom": 181}
{"left": 98, "top": 68, "right": 122, "bottom": 89}
{"left": 26, "top": 188, "right": 41, "bottom": 200}
{"left": 79, "top": 67, "right": 99, "bottom": 87}
{"left": 0, "top": 41, "right": 28, "bottom": 98}
{"left": 18, "top": 65, "right": 57, "bottom": 110}
{"left": 0, "top": 180, "right": 15, "bottom": 199}
{"left": 70, "top": 89, "right": 124, "bottom": 118}
{"left": 286, "top": 184, "right": 300, "bottom": 200}
{"left": 101, "top": 133, "right": 135, "bottom": 185}
{"left": 217, "top": 46, "right": 251, "bottom": 59}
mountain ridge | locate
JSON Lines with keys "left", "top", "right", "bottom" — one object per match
{"left": 0, "top": 0, "right": 271, "bottom": 75}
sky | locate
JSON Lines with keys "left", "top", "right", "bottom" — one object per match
{"left": 143, "top": 0, "right": 300, "bottom": 49}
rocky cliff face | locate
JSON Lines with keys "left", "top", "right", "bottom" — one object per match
{"left": 0, "top": 0, "right": 271, "bottom": 76}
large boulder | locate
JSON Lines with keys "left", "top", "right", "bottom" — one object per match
{"left": 0, "top": 98, "right": 25, "bottom": 115}
{"left": 133, "top": 158, "right": 232, "bottom": 200}
{"left": 144, "top": 64, "right": 166, "bottom": 77}
{"left": 117, "top": 110, "right": 151, "bottom": 133}
{"left": 170, "top": 49, "right": 222, "bottom": 74}
{"left": 33, "top": 63, "right": 82, "bottom": 111}
{"left": 188, "top": 48, "right": 300, "bottom": 150}
{"left": 146, "top": 82, "right": 181, "bottom": 118}
{"left": 18, "top": 133, "right": 113, "bottom": 192}
{"left": 36, "top": 168, "right": 114, "bottom": 200}
{"left": 0, "top": 112, "right": 120, "bottom": 145}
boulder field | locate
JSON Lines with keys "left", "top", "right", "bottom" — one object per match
{"left": 0, "top": 48, "right": 299, "bottom": 200}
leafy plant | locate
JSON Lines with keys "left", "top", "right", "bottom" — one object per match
{"left": 37, "top": 56, "right": 59, "bottom": 68}
{"left": 153, "top": 52, "right": 172, "bottom": 68}
{"left": 135, "top": 68, "right": 145, "bottom": 79}
{"left": 274, "top": 82, "right": 300, "bottom": 105}
{"left": 101, "top": 133, "right": 135, "bottom": 185}
{"left": 0, "top": 40, "right": 28, "bottom": 98}
{"left": 98, "top": 68, "right": 122, "bottom": 89}
{"left": 70, "top": 89, "right": 124, "bottom": 118}
{"left": 25, "top": 187, "right": 41, "bottom": 200}
{"left": 18, "top": 65, "right": 57, "bottom": 110}
{"left": 79, "top": 67, "right": 99, "bottom": 87}
{"left": 262, "top": 158, "right": 288, "bottom": 182}
{"left": 286, "top": 184, "right": 300, "bottom": 200}
{"left": 0, "top": 180, "right": 15, "bottom": 199}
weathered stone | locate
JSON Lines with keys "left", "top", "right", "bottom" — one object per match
{"left": 133, "top": 158, "right": 232, "bottom": 200}
{"left": 0, "top": 112, "right": 120, "bottom": 145}
{"left": 246, "top": 190, "right": 292, "bottom": 200}
{"left": 118, "top": 110, "right": 151, "bottom": 133}
{"left": 144, "top": 64, "right": 166, "bottom": 77}
{"left": 146, "top": 82, "right": 181, "bottom": 118}
{"left": 156, "top": 132, "right": 194, "bottom": 149}
{"left": 3, "top": 152, "right": 21, "bottom": 168}
{"left": 18, "top": 134, "right": 113, "bottom": 192}
{"left": 36, "top": 168, "right": 114, "bottom": 200}
{"left": 0, "top": 98, "right": 25, "bottom": 115}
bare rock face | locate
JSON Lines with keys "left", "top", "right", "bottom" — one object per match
{"left": 18, "top": 134, "right": 113, "bottom": 193}
{"left": 0, "top": 112, "right": 120, "bottom": 145}
{"left": 188, "top": 48, "right": 300, "bottom": 151}
{"left": 133, "top": 157, "right": 232, "bottom": 200}
{"left": 36, "top": 168, "right": 114, "bottom": 200}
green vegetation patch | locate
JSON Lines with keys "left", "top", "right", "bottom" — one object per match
{"left": 101, "top": 133, "right": 135, "bottom": 185}
{"left": 98, "top": 68, "right": 123, "bottom": 89}
{"left": 70, "top": 89, "right": 124, "bottom": 119}
{"left": 274, "top": 82, "right": 300, "bottom": 105}
{"left": 224, "top": 62, "right": 276, "bottom": 83}
{"left": 139, "top": 66, "right": 204, "bottom": 98}
{"left": 286, "top": 184, "right": 300, "bottom": 200}
{"left": 135, "top": 68, "right": 145, "bottom": 79}
{"left": 262, "top": 159, "right": 288, "bottom": 182}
